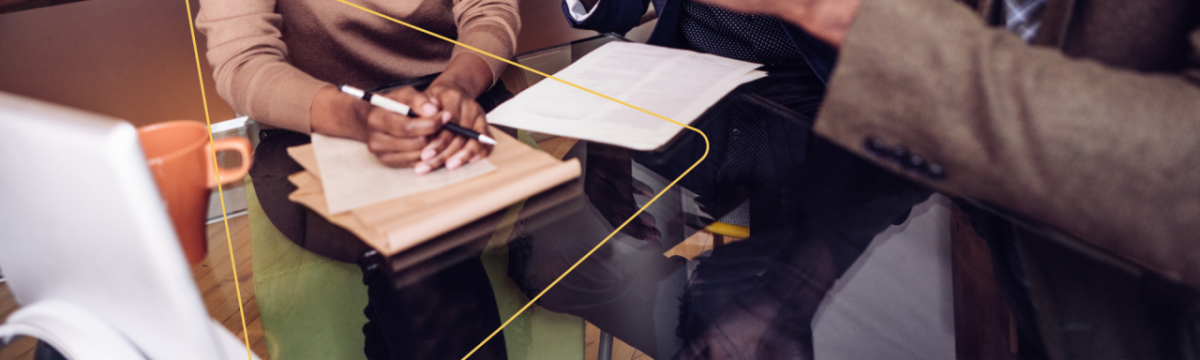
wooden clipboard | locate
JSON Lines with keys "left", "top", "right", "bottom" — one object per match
{"left": 285, "top": 127, "right": 581, "bottom": 256}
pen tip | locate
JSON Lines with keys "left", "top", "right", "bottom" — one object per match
{"left": 480, "top": 136, "right": 498, "bottom": 146}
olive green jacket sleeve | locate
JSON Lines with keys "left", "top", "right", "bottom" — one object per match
{"left": 814, "top": 0, "right": 1200, "bottom": 288}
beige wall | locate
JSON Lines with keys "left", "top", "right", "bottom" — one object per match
{"left": 0, "top": 0, "right": 235, "bottom": 127}
{"left": 516, "top": 0, "right": 599, "bottom": 53}
{"left": 0, "top": 0, "right": 644, "bottom": 128}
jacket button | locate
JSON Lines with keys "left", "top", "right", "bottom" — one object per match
{"left": 863, "top": 137, "right": 887, "bottom": 155}
{"left": 924, "top": 163, "right": 946, "bottom": 181}
{"left": 904, "top": 154, "right": 925, "bottom": 170}
{"left": 888, "top": 146, "right": 909, "bottom": 161}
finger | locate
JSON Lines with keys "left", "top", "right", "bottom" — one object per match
{"left": 430, "top": 88, "right": 464, "bottom": 126}
{"left": 470, "top": 112, "right": 494, "bottom": 158}
{"left": 445, "top": 140, "right": 480, "bottom": 170}
{"left": 455, "top": 100, "right": 482, "bottom": 130}
{"left": 425, "top": 135, "right": 466, "bottom": 170}
{"left": 366, "top": 131, "right": 429, "bottom": 153}
{"left": 458, "top": 139, "right": 484, "bottom": 163}
{"left": 382, "top": 86, "right": 439, "bottom": 117}
{"left": 421, "top": 131, "right": 453, "bottom": 162}
{"left": 632, "top": 179, "right": 655, "bottom": 197}
{"left": 374, "top": 151, "right": 423, "bottom": 168}
{"left": 414, "top": 162, "right": 433, "bottom": 175}
{"left": 601, "top": 175, "right": 638, "bottom": 203}
{"left": 451, "top": 116, "right": 492, "bottom": 165}
{"left": 617, "top": 217, "right": 659, "bottom": 242}
{"left": 469, "top": 109, "right": 490, "bottom": 133}
{"left": 366, "top": 108, "right": 443, "bottom": 137}
{"left": 640, "top": 227, "right": 662, "bottom": 243}
{"left": 638, "top": 213, "right": 657, "bottom": 227}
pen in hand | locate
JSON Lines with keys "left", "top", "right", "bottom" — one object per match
{"left": 338, "top": 85, "right": 498, "bottom": 145}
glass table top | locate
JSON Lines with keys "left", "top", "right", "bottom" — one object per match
{"left": 338, "top": 34, "right": 1192, "bottom": 360}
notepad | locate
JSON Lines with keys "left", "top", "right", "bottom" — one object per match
{"left": 488, "top": 41, "right": 766, "bottom": 150}
{"left": 310, "top": 133, "right": 497, "bottom": 214}
{"left": 287, "top": 128, "right": 581, "bottom": 255}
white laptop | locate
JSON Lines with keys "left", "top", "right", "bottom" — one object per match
{"left": 0, "top": 91, "right": 256, "bottom": 359}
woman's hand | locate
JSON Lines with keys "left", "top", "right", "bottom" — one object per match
{"left": 420, "top": 82, "right": 494, "bottom": 172}
{"left": 419, "top": 53, "right": 498, "bottom": 172}
{"left": 309, "top": 53, "right": 496, "bottom": 174}
{"left": 309, "top": 84, "right": 445, "bottom": 171}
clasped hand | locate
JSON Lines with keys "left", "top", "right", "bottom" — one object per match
{"left": 310, "top": 81, "right": 494, "bottom": 175}
{"left": 366, "top": 83, "right": 493, "bottom": 174}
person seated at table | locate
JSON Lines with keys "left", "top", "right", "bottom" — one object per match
{"left": 504, "top": 2, "right": 941, "bottom": 360}
{"left": 567, "top": 0, "right": 837, "bottom": 240}
{"left": 196, "top": 0, "right": 518, "bottom": 358}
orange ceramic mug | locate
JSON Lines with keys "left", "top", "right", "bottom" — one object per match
{"left": 137, "top": 120, "right": 252, "bottom": 266}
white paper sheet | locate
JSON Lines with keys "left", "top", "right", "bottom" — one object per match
{"left": 488, "top": 41, "right": 766, "bottom": 150}
{"left": 311, "top": 133, "right": 496, "bottom": 214}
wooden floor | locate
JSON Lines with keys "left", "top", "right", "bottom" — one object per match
{"left": 0, "top": 282, "right": 34, "bottom": 360}
{"left": 0, "top": 214, "right": 266, "bottom": 360}
{"left": 193, "top": 214, "right": 268, "bottom": 359}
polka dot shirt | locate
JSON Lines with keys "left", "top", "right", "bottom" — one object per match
{"left": 679, "top": 1, "right": 809, "bottom": 69}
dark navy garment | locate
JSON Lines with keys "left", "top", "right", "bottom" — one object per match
{"left": 663, "top": 1, "right": 815, "bottom": 218}
{"left": 554, "top": 2, "right": 927, "bottom": 360}
{"left": 679, "top": 1, "right": 809, "bottom": 69}
{"left": 561, "top": 0, "right": 838, "bottom": 83}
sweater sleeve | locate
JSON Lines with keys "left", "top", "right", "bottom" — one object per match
{"left": 195, "top": 0, "right": 329, "bottom": 133}
{"left": 451, "top": 0, "right": 521, "bottom": 84}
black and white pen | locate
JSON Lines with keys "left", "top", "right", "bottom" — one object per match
{"left": 338, "top": 84, "right": 498, "bottom": 145}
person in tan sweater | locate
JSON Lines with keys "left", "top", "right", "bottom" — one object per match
{"left": 196, "top": 0, "right": 520, "bottom": 358}
{"left": 197, "top": 0, "right": 518, "bottom": 173}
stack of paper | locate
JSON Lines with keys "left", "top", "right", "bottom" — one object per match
{"left": 287, "top": 128, "right": 581, "bottom": 256}
{"left": 488, "top": 41, "right": 766, "bottom": 150}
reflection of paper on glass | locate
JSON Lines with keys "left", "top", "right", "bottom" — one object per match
{"left": 311, "top": 133, "right": 496, "bottom": 214}
{"left": 488, "top": 41, "right": 766, "bottom": 150}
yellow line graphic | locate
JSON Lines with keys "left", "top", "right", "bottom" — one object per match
{"left": 182, "top": 0, "right": 253, "bottom": 359}
{"left": 337, "top": 2, "right": 710, "bottom": 359}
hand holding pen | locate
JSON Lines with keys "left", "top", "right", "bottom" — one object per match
{"left": 339, "top": 84, "right": 495, "bottom": 175}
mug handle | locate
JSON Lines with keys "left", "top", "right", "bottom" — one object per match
{"left": 205, "top": 137, "right": 253, "bottom": 188}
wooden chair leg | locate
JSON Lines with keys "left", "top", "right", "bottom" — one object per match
{"left": 951, "top": 203, "right": 1017, "bottom": 360}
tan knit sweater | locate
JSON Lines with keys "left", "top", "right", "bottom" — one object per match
{"left": 196, "top": 0, "right": 519, "bottom": 133}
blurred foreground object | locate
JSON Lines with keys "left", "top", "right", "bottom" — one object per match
{"left": 0, "top": 91, "right": 260, "bottom": 359}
